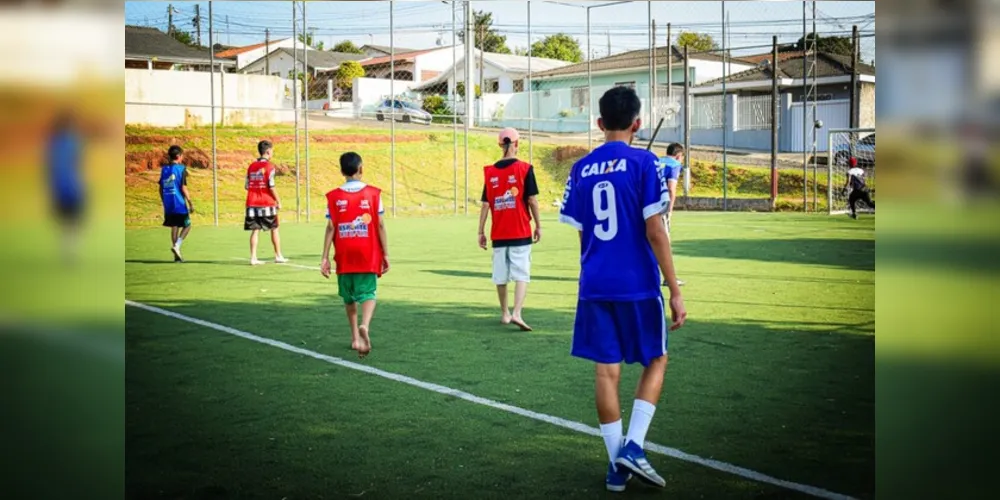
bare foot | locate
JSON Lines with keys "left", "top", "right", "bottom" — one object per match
{"left": 511, "top": 316, "right": 533, "bottom": 332}
{"left": 501, "top": 312, "right": 512, "bottom": 325}
{"left": 357, "top": 325, "right": 371, "bottom": 359}
{"left": 351, "top": 336, "right": 360, "bottom": 352}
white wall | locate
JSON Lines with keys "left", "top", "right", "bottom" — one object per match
{"left": 125, "top": 68, "right": 294, "bottom": 126}
{"left": 449, "top": 61, "right": 515, "bottom": 94}
{"left": 413, "top": 45, "right": 464, "bottom": 81}
{"left": 689, "top": 58, "right": 754, "bottom": 84}
{"left": 242, "top": 50, "right": 300, "bottom": 77}
{"left": 235, "top": 38, "right": 301, "bottom": 70}
{"left": 352, "top": 76, "right": 420, "bottom": 117}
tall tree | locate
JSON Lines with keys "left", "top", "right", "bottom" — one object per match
{"left": 457, "top": 10, "right": 511, "bottom": 54}
{"left": 297, "top": 32, "right": 324, "bottom": 51}
{"left": 171, "top": 29, "right": 198, "bottom": 47}
{"left": 331, "top": 40, "right": 364, "bottom": 54}
{"left": 530, "top": 33, "right": 583, "bottom": 63}
{"left": 676, "top": 32, "right": 718, "bottom": 52}
{"left": 335, "top": 61, "right": 365, "bottom": 90}
{"left": 796, "top": 33, "right": 853, "bottom": 57}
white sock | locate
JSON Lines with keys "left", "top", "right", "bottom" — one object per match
{"left": 175, "top": 237, "right": 184, "bottom": 248}
{"left": 625, "top": 399, "right": 657, "bottom": 448}
{"left": 600, "top": 420, "right": 623, "bottom": 465}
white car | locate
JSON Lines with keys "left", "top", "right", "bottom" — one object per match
{"left": 833, "top": 133, "right": 875, "bottom": 168}
{"left": 375, "top": 99, "right": 432, "bottom": 124}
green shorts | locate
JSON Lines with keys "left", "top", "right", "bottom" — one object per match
{"left": 337, "top": 273, "right": 377, "bottom": 305}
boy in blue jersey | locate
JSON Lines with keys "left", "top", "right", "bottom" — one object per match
{"left": 559, "top": 86, "right": 687, "bottom": 492}
{"left": 657, "top": 143, "right": 685, "bottom": 286}
{"left": 159, "top": 145, "right": 194, "bottom": 262}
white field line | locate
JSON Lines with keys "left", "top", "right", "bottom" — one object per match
{"left": 125, "top": 300, "right": 857, "bottom": 500}
{"left": 229, "top": 257, "right": 319, "bottom": 271}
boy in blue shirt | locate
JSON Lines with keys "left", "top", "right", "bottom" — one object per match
{"left": 159, "top": 145, "right": 194, "bottom": 262}
{"left": 559, "top": 86, "right": 687, "bottom": 492}
{"left": 658, "top": 143, "right": 685, "bottom": 286}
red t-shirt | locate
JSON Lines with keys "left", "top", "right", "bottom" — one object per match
{"left": 326, "top": 182, "right": 384, "bottom": 276}
{"left": 246, "top": 160, "right": 277, "bottom": 207}
{"left": 483, "top": 159, "right": 533, "bottom": 242}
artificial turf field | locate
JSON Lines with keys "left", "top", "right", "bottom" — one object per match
{"left": 125, "top": 212, "right": 875, "bottom": 500}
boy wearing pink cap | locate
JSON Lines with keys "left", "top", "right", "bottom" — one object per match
{"left": 478, "top": 128, "right": 542, "bottom": 331}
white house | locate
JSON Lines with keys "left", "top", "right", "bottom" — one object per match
{"left": 412, "top": 50, "right": 571, "bottom": 95}
{"left": 241, "top": 48, "right": 367, "bottom": 78}
{"left": 360, "top": 45, "right": 467, "bottom": 83}
{"left": 215, "top": 37, "right": 306, "bottom": 71}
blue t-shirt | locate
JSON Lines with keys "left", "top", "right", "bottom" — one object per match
{"left": 47, "top": 129, "right": 82, "bottom": 204}
{"left": 559, "top": 141, "right": 668, "bottom": 301}
{"left": 658, "top": 156, "right": 682, "bottom": 183}
{"left": 159, "top": 163, "right": 188, "bottom": 215}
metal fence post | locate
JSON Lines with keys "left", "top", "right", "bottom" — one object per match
{"left": 586, "top": 7, "right": 592, "bottom": 150}
{"left": 390, "top": 0, "right": 396, "bottom": 218}
{"left": 771, "top": 35, "right": 779, "bottom": 211}
{"left": 303, "top": 1, "right": 310, "bottom": 222}
{"left": 209, "top": 1, "right": 218, "bottom": 226}
{"left": 452, "top": 0, "right": 458, "bottom": 214}
{"left": 464, "top": 0, "right": 472, "bottom": 216}
{"left": 527, "top": 1, "right": 533, "bottom": 168}
{"left": 721, "top": 0, "right": 728, "bottom": 211}
{"left": 683, "top": 45, "right": 691, "bottom": 205}
{"left": 801, "top": 0, "right": 807, "bottom": 212}
{"left": 292, "top": 1, "right": 300, "bottom": 223}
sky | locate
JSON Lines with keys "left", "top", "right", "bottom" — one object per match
{"left": 125, "top": 1, "right": 875, "bottom": 61}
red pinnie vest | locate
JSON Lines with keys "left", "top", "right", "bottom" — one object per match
{"left": 245, "top": 160, "right": 278, "bottom": 207}
{"left": 326, "top": 185, "right": 385, "bottom": 276}
{"left": 483, "top": 160, "right": 533, "bottom": 241}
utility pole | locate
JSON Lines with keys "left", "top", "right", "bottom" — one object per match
{"left": 606, "top": 29, "right": 610, "bottom": 57}
{"left": 265, "top": 28, "right": 270, "bottom": 75}
{"left": 666, "top": 23, "right": 672, "bottom": 100}
{"left": 226, "top": 15, "right": 231, "bottom": 46}
{"left": 479, "top": 23, "right": 485, "bottom": 96}
{"left": 167, "top": 4, "right": 173, "bottom": 34}
{"left": 850, "top": 25, "right": 859, "bottom": 128}
{"left": 193, "top": 4, "right": 201, "bottom": 47}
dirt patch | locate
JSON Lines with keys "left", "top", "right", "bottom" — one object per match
{"left": 125, "top": 146, "right": 211, "bottom": 173}
{"left": 552, "top": 145, "right": 589, "bottom": 163}
{"left": 125, "top": 135, "right": 175, "bottom": 146}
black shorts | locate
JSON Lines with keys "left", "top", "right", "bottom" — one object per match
{"left": 163, "top": 213, "right": 191, "bottom": 228}
{"left": 54, "top": 199, "right": 83, "bottom": 224}
{"left": 245, "top": 207, "right": 279, "bottom": 231}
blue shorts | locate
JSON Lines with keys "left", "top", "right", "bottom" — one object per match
{"left": 571, "top": 297, "right": 668, "bottom": 367}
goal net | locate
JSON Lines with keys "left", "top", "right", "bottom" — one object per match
{"left": 827, "top": 128, "right": 876, "bottom": 215}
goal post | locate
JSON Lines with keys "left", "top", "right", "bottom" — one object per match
{"left": 827, "top": 128, "right": 876, "bottom": 215}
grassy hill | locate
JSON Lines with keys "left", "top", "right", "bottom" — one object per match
{"left": 125, "top": 125, "right": 832, "bottom": 226}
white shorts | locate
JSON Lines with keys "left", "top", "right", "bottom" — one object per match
{"left": 492, "top": 245, "right": 531, "bottom": 284}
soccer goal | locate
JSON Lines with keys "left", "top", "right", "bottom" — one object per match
{"left": 827, "top": 128, "right": 876, "bottom": 215}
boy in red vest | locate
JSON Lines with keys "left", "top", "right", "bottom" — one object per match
{"left": 478, "top": 128, "right": 542, "bottom": 331}
{"left": 320, "top": 152, "right": 390, "bottom": 359}
{"left": 245, "top": 140, "right": 288, "bottom": 265}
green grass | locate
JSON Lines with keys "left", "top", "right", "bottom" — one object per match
{"left": 126, "top": 212, "right": 874, "bottom": 499}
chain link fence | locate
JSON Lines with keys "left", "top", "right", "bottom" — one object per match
{"left": 125, "top": 0, "right": 876, "bottom": 226}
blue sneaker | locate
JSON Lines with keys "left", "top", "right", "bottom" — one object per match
{"left": 605, "top": 462, "right": 631, "bottom": 492}
{"left": 615, "top": 440, "right": 666, "bottom": 487}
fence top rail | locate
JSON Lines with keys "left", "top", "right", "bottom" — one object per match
{"left": 828, "top": 127, "right": 876, "bottom": 133}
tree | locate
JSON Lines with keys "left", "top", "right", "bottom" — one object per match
{"left": 331, "top": 40, "right": 363, "bottom": 54}
{"left": 676, "top": 32, "right": 718, "bottom": 52}
{"left": 298, "top": 31, "right": 324, "bottom": 51}
{"left": 457, "top": 10, "right": 511, "bottom": 54}
{"left": 171, "top": 30, "right": 197, "bottom": 47}
{"left": 335, "top": 61, "right": 365, "bottom": 90}
{"left": 796, "top": 33, "right": 853, "bottom": 57}
{"left": 455, "top": 81, "right": 481, "bottom": 99}
{"left": 530, "top": 33, "right": 583, "bottom": 63}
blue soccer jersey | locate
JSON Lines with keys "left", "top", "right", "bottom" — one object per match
{"left": 159, "top": 163, "right": 188, "bottom": 215}
{"left": 559, "top": 141, "right": 668, "bottom": 301}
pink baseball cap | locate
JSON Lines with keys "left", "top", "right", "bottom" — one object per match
{"left": 498, "top": 127, "right": 519, "bottom": 145}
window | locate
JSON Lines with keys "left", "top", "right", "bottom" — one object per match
{"left": 614, "top": 81, "right": 636, "bottom": 89}
{"left": 271, "top": 72, "right": 281, "bottom": 77}
{"left": 860, "top": 134, "right": 875, "bottom": 145}
{"left": 484, "top": 78, "right": 500, "bottom": 93}
{"left": 571, "top": 86, "right": 588, "bottom": 109}
{"left": 514, "top": 79, "right": 525, "bottom": 93}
